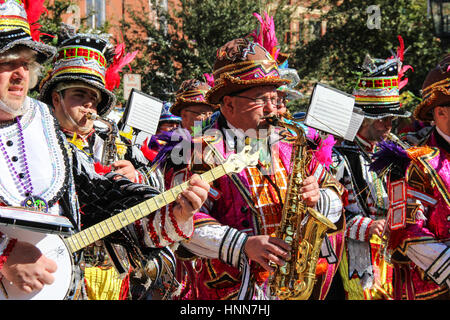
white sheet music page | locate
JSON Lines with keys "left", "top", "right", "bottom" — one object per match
{"left": 344, "top": 107, "right": 365, "bottom": 141}
{"left": 305, "top": 83, "right": 359, "bottom": 141}
{"left": 125, "top": 90, "right": 163, "bottom": 135}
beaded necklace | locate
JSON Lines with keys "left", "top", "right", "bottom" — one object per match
{"left": 0, "top": 116, "right": 49, "bottom": 212}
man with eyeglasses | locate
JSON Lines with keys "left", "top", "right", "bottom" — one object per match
{"left": 163, "top": 38, "right": 346, "bottom": 300}
{"left": 374, "top": 54, "right": 450, "bottom": 300}
{"left": 169, "top": 79, "right": 218, "bottom": 133}
{"left": 330, "top": 50, "right": 413, "bottom": 300}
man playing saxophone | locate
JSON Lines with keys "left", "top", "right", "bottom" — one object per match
{"left": 160, "top": 37, "right": 346, "bottom": 300}
{"left": 37, "top": 25, "right": 210, "bottom": 300}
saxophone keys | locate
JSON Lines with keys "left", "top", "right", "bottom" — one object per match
{"left": 279, "top": 262, "right": 290, "bottom": 275}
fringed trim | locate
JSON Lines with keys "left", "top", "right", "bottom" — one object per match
{"left": 406, "top": 146, "right": 434, "bottom": 160}
{"left": 415, "top": 83, "right": 450, "bottom": 120}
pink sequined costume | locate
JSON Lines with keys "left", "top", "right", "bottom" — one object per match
{"left": 388, "top": 129, "right": 450, "bottom": 299}
{"left": 164, "top": 116, "right": 346, "bottom": 300}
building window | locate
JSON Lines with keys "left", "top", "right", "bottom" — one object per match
{"left": 86, "top": 0, "right": 106, "bottom": 29}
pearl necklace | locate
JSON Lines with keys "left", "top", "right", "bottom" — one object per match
{"left": 0, "top": 117, "right": 48, "bottom": 212}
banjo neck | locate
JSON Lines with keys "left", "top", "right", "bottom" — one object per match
{"left": 64, "top": 164, "right": 228, "bottom": 254}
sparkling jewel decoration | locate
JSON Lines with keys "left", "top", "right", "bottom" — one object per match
{"left": 0, "top": 116, "right": 48, "bottom": 212}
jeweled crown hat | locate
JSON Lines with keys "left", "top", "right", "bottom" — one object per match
{"left": 0, "top": 0, "right": 55, "bottom": 63}
{"left": 414, "top": 54, "right": 450, "bottom": 122}
{"left": 160, "top": 102, "right": 181, "bottom": 123}
{"left": 170, "top": 79, "right": 218, "bottom": 116}
{"left": 352, "top": 36, "right": 413, "bottom": 119}
{"left": 205, "top": 37, "right": 290, "bottom": 105}
{"left": 39, "top": 24, "right": 117, "bottom": 116}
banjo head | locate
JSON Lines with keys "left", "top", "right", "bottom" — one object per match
{"left": 0, "top": 226, "right": 73, "bottom": 300}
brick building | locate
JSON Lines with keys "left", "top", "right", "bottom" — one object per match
{"left": 59, "top": 0, "right": 329, "bottom": 47}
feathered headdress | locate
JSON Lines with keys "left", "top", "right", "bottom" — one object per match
{"left": 391, "top": 35, "right": 414, "bottom": 91}
{"left": 0, "top": 0, "right": 55, "bottom": 62}
{"left": 203, "top": 73, "right": 215, "bottom": 87}
{"left": 306, "top": 128, "right": 336, "bottom": 169}
{"left": 248, "top": 12, "right": 280, "bottom": 62}
{"left": 105, "top": 42, "right": 138, "bottom": 91}
{"left": 22, "top": 0, "right": 48, "bottom": 41}
{"left": 38, "top": 26, "right": 139, "bottom": 116}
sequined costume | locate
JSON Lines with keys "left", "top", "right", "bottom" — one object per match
{"left": 163, "top": 113, "right": 346, "bottom": 300}
{"left": 385, "top": 128, "right": 450, "bottom": 299}
{"left": 333, "top": 134, "right": 394, "bottom": 299}
{"left": 0, "top": 97, "right": 191, "bottom": 299}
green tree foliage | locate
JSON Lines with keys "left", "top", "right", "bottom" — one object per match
{"left": 120, "top": 0, "right": 294, "bottom": 103}
{"left": 31, "top": 0, "right": 110, "bottom": 97}
{"left": 290, "top": 0, "right": 446, "bottom": 113}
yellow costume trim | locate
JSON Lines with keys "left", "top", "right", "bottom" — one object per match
{"left": 84, "top": 266, "right": 125, "bottom": 300}
{"left": 115, "top": 137, "right": 127, "bottom": 158}
{"left": 339, "top": 235, "right": 393, "bottom": 300}
{"left": 68, "top": 132, "right": 86, "bottom": 152}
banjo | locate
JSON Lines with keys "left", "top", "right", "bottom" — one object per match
{"left": 0, "top": 145, "right": 258, "bottom": 300}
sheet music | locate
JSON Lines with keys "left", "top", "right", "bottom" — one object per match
{"left": 124, "top": 90, "right": 163, "bottom": 135}
{"left": 305, "top": 83, "right": 360, "bottom": 141}
{"left": 344, "top": 108, "right": 365, "bottom": 141}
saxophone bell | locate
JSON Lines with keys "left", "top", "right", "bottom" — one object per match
{"left": 268, "top": 116, "right": 337, "bottom": 300}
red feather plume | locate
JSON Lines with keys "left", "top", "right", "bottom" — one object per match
{"left": 393, "top": 35, "right": 414, "bottom": 90}
{"left": 105, "top": 42, "right": 139, "bottom": 91}
{"left": 22, "top": 0, "right": 48, "bottom": 41}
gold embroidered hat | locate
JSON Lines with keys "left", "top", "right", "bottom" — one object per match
{"left": 205, "top": 38, "right": 290, "bottom": 105}
{"left": 414, "top": 54, "right": 450, "bottom": 122}
{"left": 170, "top": 79, "right": 218, "bottom": 116}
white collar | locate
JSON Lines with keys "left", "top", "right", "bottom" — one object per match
{"left": 436, "top": 126, "right": 450, "bottom": 145}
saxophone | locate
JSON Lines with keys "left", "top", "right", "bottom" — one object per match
{"left": 86, "top": 112, "right": 121, "bottom": 165}
{"left": 265, "top": 115, "right": 337, "bottom": 300}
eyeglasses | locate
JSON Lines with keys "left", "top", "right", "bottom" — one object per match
{"left": 184, "top": 109, "right": 213, "bottom": 117}
{"left": 233, "top": 95, "right": 284, "bottom": 107}
{"left": 375, "top": 116, "right": 398, "bottom": 123}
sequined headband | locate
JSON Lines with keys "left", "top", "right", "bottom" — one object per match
{"left": 56, "top": 46, "right": 107, "bottom": 68}
{"left": 176, "top": 89, "right": 208, "bottom": 101}
{"left": 357, "top": 76, "right": 399, "bottom": 89}
{"left": 213, "top": 59, "right": 279, "bottom": 81}
{"left": 0, "top": 15, "right": 30, "bottom": 34}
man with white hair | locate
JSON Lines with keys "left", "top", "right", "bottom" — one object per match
{"left": 0, "top": 0, "right": 209, "bottom": 300}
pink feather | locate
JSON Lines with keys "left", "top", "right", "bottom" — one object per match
{"left": 203, "top": 73, "right": 215, "bottom": 87}
{"left": 105, "top": 43, "right": 138, "bottom": 91}
{"left": 249, "top": 12, "right": 280, "bottom": 61}
{"left": 390, "top": 35, "right": 413, "bottom": 91}
{"left": 307, "top": 128, "right": 336, "bottom": 169}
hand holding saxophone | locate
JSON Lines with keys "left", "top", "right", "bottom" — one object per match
{"left": 300, "top": 176, "right": 320, "bottom": 207}
{"left": 244, "top": 235, "right": 292, "bottom": 272}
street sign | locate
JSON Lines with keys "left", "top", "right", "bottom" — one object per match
{"left": 123, "top": 74, "right": 142, "bottom": 100}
